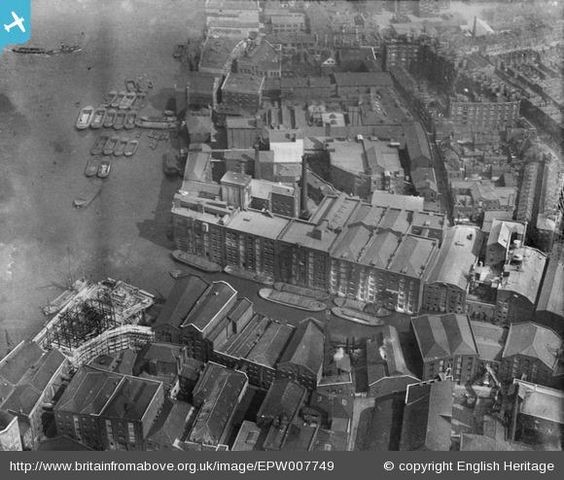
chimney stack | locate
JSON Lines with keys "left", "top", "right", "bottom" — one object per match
{"left": 300, "top": 154, "right": 309, "bottom": 220}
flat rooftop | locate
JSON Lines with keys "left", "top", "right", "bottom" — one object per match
{"left": 499, "top": 246, "right": 547, "bottom": 304}
{"left": 225, "top": 210, "right": 290, "bottom": 240}
{"left": 222, "top": 73, "right": 264, "bottom": 95}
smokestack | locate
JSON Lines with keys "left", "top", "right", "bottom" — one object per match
{"left": 472, "top": 16, "right": 477, "bottom": 39}
{"left": 300, "top": 154, "right": 309, "bottom": 219}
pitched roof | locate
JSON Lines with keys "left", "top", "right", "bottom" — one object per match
{"left": 400, "top": 380, "right": 454, "bottom": 451}
{"left": 219, "top": 315, "right": 294, "bottom": 367}
{"left": 181, "top": 281, "right": 238, "bottom": 332}
{"left": 153, "top": 276, "right": 209, "bottom": 330}
{"left": 56, "top": 366, "right": 162, "bottom": 422}
{"left": 278, "top": 318, "right": 325, "bottom": 376}
{"left": 189, "top": 363, "right": 247, "bottom": 446}
{"left": 470, "top": 321, "right": 505, "bottom": 363}
{"left": 257, "top": 379, "right": 307, "bottom": 424}
{"left": 0, "top": 342, "right": 66, "bottom": 415}
{"left": 425, "top": 226, "right": 480, "bottom": 291}
{"left": 536, "top": 249, "right": 564, "bottom": 318}
{"left": 502, "top": 323, "right": 562, "bottom": 371}
{"left": 366, "top": 325, "right": 417, "bottom": 386}
{"left": 411, "top": 314, "right": 478, "bottom": 362}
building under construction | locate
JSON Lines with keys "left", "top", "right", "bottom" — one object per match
{"left": 34, "top": 278, "right": 155, "bottom": 365}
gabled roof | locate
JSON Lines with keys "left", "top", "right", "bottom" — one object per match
{"left": 366, "top": 325, "right": 417, "bottom": 386}
{"left": 503, "top": 323, "right": 562, "bottom": 372}
{"left": 257, "top": 379, "right": 306, "bottom": 424}
{"left": 536, "top": 249, "right": 564, "bottom": 318}
{"left": 189, "top": 363, "right": 247, "bottom": 446}
{"left": 400, "top": 380, "right": 454, "bottom": 451}
{"left": 181, "top": 281, "right": 238, "bottom": 332}
{"left": 278, "top": 318, "right": 325, "bottom": 376}
{"left": 56, "top": 366, "right": 125, "bottom": 416}
{"left": 56, "top": 366, "right": 162, "bottom": 422}
{"left": 153, "top": 276, "right": 209, "bottom": 331}
{"left": 0, "top": 342, "right": 66, "bottom": 415}
{"left": 412, "top": 314, "right": 478, "bottom": 362}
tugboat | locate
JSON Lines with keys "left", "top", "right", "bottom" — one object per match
{"left": 171, "top": 250, "right": 222, "bottom": 273}
{"left": 76, "top": 106, "right": 94, "bottom": 130}
{"left": 90, "top": 134, "right": 109, "bottom": 155}
{"left": 103, "top": 109, "right": 117, "bottom": 128}
{"left": 90, "top": 107, "right": 106, "bottom": 129}
{"left": 103, "top": 136, "right": 119, "bottom": 155}
{"left": 124, "top": 139, "right": 139, "bottom": 157}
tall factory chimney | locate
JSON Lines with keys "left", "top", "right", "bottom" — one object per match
{"left": 300, "top": 154, "right": 310, "bottom": 220}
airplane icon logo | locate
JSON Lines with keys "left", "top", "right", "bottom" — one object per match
{"left": 4, "top": 11, "right": 25, "bottom": 33}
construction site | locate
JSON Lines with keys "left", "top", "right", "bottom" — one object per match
{"left": 33, "top": 278, "right": 155, "bottom": 366}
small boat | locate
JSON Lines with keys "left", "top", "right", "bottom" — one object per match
{"left": 169, "top": 270, "right": 190, "bottom": 279}
{"left": 113, "top": 137, "right": 128, "bottom": 156}
{"left": 173, "top": 44, "right": 185, "bottom": 59}
{"left": 106, "top": 90, "right": 118, "bottom": 106}
{"left": 124, "top": 139, "right": 139, "bottom": 157}
{"left": 171, "top": 250, "right": 222, "bottom": 273}
{"left": 111, "top": 91, "right": 126, "bottom": 109}
{"left": 76, "top": 105, "right": 94, "bottom": 130}
{"left": 119, "top": 92, "right": 136, "bottom": 109}
{"left": 103, "top": 136, "right": 119, "bottom": 155}
{"left": 73, "top": 185, "right": 102, "bottom": 208}
{"left": 125, "top": 79, "right": 137, "bottom": 92}
{"left": 331, "top": 307, "right": 384, "bottom": 326}
{"left": 132, "top": 92, "right": 146, "bottom": 109}
{"left": 97, "top": 159, "right": 111, "bottom": 178}
{"left": 58, "top": 43, "right": 81, "bottom": 54}
{"left": 259, "top": 288, "right": 326, "bottom": 312}
{"left": 90, "top": 134, "right": 109, "bottom": 155}
{"left": 103, "top": 109, "right": 117, "bottom": 128}
{"left": 124, "top": 111, "right": 137, "bottom": 129}
{"left": 90, "top": 107, "right": 106, "bottom": 129}
{"left": 84, "top": 157, "right": 99, "bottom": 177}
{"left": 114, "top": 111, "right": 126, "bottom": 130}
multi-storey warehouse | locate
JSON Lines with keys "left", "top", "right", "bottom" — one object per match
{"left": 172, "top": 193, "right": 446, "bottom": 313}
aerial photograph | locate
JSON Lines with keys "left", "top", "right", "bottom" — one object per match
{"left": 0, "top": 0, "right": 562, "bottom": 457}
